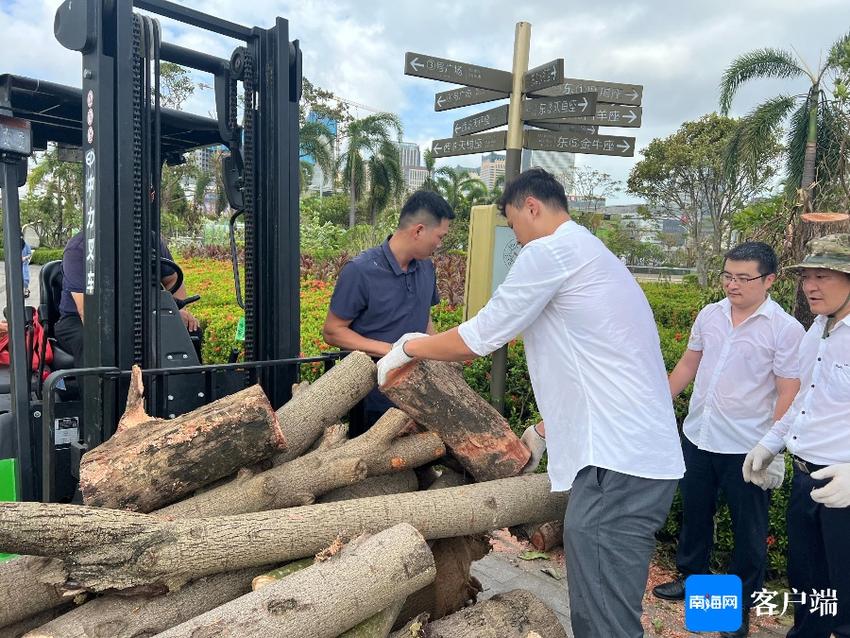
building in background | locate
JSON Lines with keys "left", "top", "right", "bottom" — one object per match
{"left": 521, "top": 148, "right": 576, "bottom": 191}
{"left": 480, "top": 152, "right": 505, "bottom": 189}
{"left": 605, "top": 203, "right": 686, "bottom": 247}
{"left": 398, "top": 142, "right": 421, "bottom": 170}
{"left": 397, "top": 141, "right": 427, "bottom": 193}
{"left": 405, "top": 166, "right": 429, "bottom": 191}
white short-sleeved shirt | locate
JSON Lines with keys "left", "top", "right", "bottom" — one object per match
{"left": 760, "top": 315, "right": 850, "bottom": 465}
{"left": 458, "top": 220, "right": 685, "bottom": 491}
{"left": 683, "top": 297, "right": 804, "bottom": 454}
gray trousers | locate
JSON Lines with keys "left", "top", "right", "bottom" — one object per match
{"left": 564, "top": 466, "right": 677, "bottom": 638}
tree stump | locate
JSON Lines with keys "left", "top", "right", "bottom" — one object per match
{"left": 381, "top": 360, "right": 529, "bottom": 480}
{"left": 154, "top": 523, "right": 435, "bottom": 638}
{"left": 421, "top": 589, "right": 567, "bottom": 638}
{"left": 79, "top": 366, "right": 284, "bottom": 512}
{"left": 0, "top": 474, "right": 566, "bottom": 592}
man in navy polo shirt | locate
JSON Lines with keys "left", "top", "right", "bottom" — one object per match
{"left": 322, "top": 190, "right": 454, "bottom": 433}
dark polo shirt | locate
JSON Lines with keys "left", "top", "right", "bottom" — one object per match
{"left": 330, "top": 238, "right": 439, "bottom": 412}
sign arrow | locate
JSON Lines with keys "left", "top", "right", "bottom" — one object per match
{"left": 452, "top": 104, "right": 509, "bottom": 137}
{"left": 524, "top": 130, "right": 635, "bottom": 157}
{"left": 405, "top": 52, "right": 512, "bottom": 92}
{"left": 530, "top": 77, "right": 643, "bottom": 106}
{"left": 434, "top": 86, "right": 507, "bottom": 112}
{"left": 623, "top": 109, "right": 638, "bottom": 124}
{"left": 523, "top": 58, "right": 565, "bottom": 93}
{"left": 535, "top": 104, "right": 643, "bottom": 128}
{"left": 431, "top": 130, "right": 507, "bottom": 158}
{"left": 521, "top": 92, "right": 598, "bottom": 121}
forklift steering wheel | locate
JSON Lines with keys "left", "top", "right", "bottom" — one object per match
{"left": 160, "top": 258, "right": 184, "bottom": 295}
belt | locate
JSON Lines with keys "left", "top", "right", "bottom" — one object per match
{"left": 792, "top": 455, "right": 828, "bottom": 475}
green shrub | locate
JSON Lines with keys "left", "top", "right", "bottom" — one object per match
{"left": 0, "top": 247, "right": 64, "bottom": 264}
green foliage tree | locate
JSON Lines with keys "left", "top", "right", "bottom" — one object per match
{"left": 22, "top": 146, "right": 83, "bottom": 247}
{"left": 365, "top": 140, "right": 404, "bottom": 225}
{"left": 422, "top": 149, "right": 438, "bottom": 191}
{"left": 627, "top": 113, "right": 780, "bottom": 285}
{"left": 338, "top": 113, "right": 402, "bottom": 228}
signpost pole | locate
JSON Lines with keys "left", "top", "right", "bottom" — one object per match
{"left": 490, "top": 21, "right": 530, "bottom": 414}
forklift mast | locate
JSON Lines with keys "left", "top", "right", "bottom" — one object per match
{"left": 0, "top": 0, "right": 305, "bottom": 502}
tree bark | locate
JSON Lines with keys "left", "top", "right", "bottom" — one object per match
{"left": 79, "top": 367, "right": 284, "bottom": 512}
{"left": 153, "top": 523, "right": 435, "bottom": 638}
{"left": 275, "top": 351, "right": 376, "bottom": 462}
{"left": 340, "top": 599, "right": 406, "bottom": 638}
{"left": 420, "top": 589, "right": 567, "bottom": 638}
{"left": 0, "top": 556, "right": 70, "bottom": 629}
{"left": 381, "top": 360, "right": 530, "bottom": 481}
{"left": 25, "top": 566, "right": 269, "bottom": 638}
{"left": 158, "top": 409, "right": 442, "bottom": 518}
{"left": 0, "top": 607, "right": 71, "bottom": 638}
{"left": 530, "top": 520, "right": 564, "bottom": 551}
{"left": 320, "top": 470, "right": 419, "bottom": 503}
{"left": 0, "top": 474, "right": 566, "bottom": 592}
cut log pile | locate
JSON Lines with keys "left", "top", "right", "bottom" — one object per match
{"left": 0, "top": 355, "right": 568, "bottom": 637}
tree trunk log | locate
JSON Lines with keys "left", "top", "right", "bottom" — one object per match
{"left": 79, "top": 367, "right": 284, "bottom": 512}
{"left": 530, "top": 520, "right": 564, "bottom": 551}
{"left": 320, "top": 470, "right": 419, "bottom": 502}
{"left": 0, "top": 474, "right": 566, "bottom": 592}
{"left": 0, "top": 557, "right": 70, "bottom": 629}
{"left": 340, "top": 599, "right": 406, "bottom": 638}
{"left": 275, "top": 351, "right": 376, "bottom": 462}
{"left": 421, "top": 589, "right": 567, "bottom": 638}
{"left": 382, "top": 360, "right": 529, "bottom": 480}
{"left": 153, "top": 524, "right": 435, "bottom": 638}
{"left": 0, "top": 607, "right": 71, "bottom": 638}
{"left": 25, "top": 566, "right": 269, "bottom": 638}
{"left": 158, "top": 409, "right": 442, "bottom": 518}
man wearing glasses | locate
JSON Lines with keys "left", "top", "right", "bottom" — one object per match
{"left": 654, "top": 242, "right": 804, "bottom": 638}
{"left": 743, "top": 234, "right": 850, "bottom": 638}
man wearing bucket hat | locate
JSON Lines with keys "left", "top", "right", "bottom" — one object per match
{"left": 743, "top": 234, "right": 850, "bottom": 638}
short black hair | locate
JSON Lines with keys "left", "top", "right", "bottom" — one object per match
{"left": 398, "top": 190, "right": 455, "bottom": 228}
{"left": 724, "top": 241, "right": 778, "bottom": 275}
{"left": 496, "top": 168, "right": 569, "bottom": 216}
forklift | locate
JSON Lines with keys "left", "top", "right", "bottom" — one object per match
{"left": 0, "top": 0, "right": 336, "bottom": 509}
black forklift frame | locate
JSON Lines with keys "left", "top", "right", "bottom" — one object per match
{"left": 1, "top": 0, "right": 307, "bottom": 502}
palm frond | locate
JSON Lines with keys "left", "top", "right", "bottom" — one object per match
{"left": 723, "top": 95, "right": 796, "bottom": 180}
{"left": 826, "top": 28, "right": 850, "bottom": 72}
{"left": 784, "top": 101, "right": 810, "bottom": 196}
{"left": 719, "top": 48, "right": 804, "bottom": 114}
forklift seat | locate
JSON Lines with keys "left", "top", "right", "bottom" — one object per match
{"left": 38, "top": 260, "right": 76, "bottom": 371}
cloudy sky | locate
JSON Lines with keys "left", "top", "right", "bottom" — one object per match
{"left": 2, "top": 0, "right": 849, "bottom": 203}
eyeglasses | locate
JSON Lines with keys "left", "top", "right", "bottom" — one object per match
{"left": 720, "top": 273, "right": 768, "bottom": 284}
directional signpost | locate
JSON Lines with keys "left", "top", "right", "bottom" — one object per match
{"left": 534, "top": 104, "right": 642, "bottom": 128}
{"left": 523, "top": 58, "right": 564, "bottom": 93}
{"left": 432, "top": 131, "right": 507, "bottom": 158}
{"left": 531, "top": 77, "right": 643, "bottom": 106}
{"left": 435, "top": 86, "right": 508, "bottom": 111}
{"left": 524, "top": 129, "right": 635, "bottom": 157}
{"left": 404, "top": 22, "right": 646, "bottom": 413}
{"left": 405, "top": 52, "right": 512, "bottom": 92}
{"left": 521, "top": 92, "right": 597, "bottom": 121}
{"left": 453, "top": 104, "right": 509, "bottom": 136}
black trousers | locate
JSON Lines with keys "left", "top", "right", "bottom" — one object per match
{"left": 676, "top": 436, "right": 770, "bottom": 609}
{"left": 787, "top": 467, "right": 850, "bottom": 638}
{"left": 54, "top": 314, "right": 84, "bottom": 368}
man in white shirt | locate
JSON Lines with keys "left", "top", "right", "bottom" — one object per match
{"left": 653, "top": 242, "right": 804, "bottom": 637}
{"left": 377, "top": 168, "right": 685, "bottom": 638}
{"left": 743, "top": 234, "right": 850, "bottom": 638}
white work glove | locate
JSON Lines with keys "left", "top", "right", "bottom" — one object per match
{"left": 393, "top": 332, "right": 428, "bottom": 350}
{"left": 377, "top": 343, "right": 414, "bottom": 386}
{"left": 810, "top": 463, "right": 850, "bottom": 508}
{"left": 757, "top": 453, "right": 786, "bottom": 491}
{"left": 520, "top": 423, "right": 546, "bottom": 474}
{"left": 742, "top": 445, "right": 776, "bottom": 486}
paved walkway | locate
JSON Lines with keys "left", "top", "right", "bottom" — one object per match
{"left": 471, "top": 548, "right": 789, "bottom": 638}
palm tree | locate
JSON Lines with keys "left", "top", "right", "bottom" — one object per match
{"left": 299, "top": 119, "right": 335, "bottom": 193}
{"left": 719, "top": 32, "right": 850, "bottom": 213}
{"left": 422, "top": 149, "right": 438, "bottom": 191}
{"left": 435, "top": 166, "right": 480, "bottom": 211}
{"left": 338, "top": 113, "right": 403, "bottom": 227}
{"left": 366, "top": 140, "right": 404, "bottom": 225}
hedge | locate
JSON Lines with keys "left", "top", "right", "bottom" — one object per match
{"left": 182, "top": 258, "right": 792, "bottom": 581}
{"left": 0, "top": 247, "right": 65, "bottom": 265}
